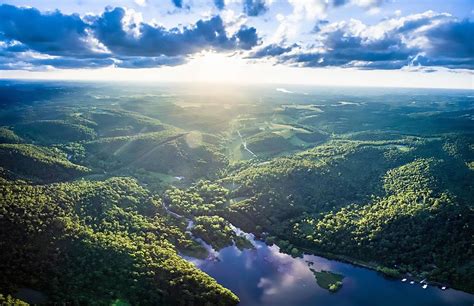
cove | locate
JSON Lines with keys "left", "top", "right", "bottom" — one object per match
{"left": 184, "top": 234, "right": 474, "bottom": 306}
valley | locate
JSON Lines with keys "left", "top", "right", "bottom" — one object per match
{"left": 0, "top": 81, "right": 473, "bottom": 305}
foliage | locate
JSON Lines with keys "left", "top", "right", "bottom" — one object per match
{"left": 310, "top": 270, "right": 344, "bottom": 292}
{"left": 84, "top": 109, "right": 167, "bottom": 137}
{"left": 192, "top": 215, "right": 236, "bottom": 250}
{"left": 14, "top": 120, "right": 97, "bottom": 144}
{"left": 0, "top": 293, "right": 29, "bottom": 305}
{"left": 164, "top": 180, "right": 229, "bottom": 217}
{"left": 1, "top": 82, "right": 473, "bottom": 302}
{"left": 224, "top": 139, "right": 474, "bottom": 292}
{"left": 0, "top": 177, "right": 239, "bottom": 305}
{"left": 84, "top": 131, "right": 227, "bottom": 179}
{"left": 293, "top": 158, "right": 473, "bottom": 291}
{"left": 0, "top": 127, "right": 23, "bottom": 144}
{"left": 0, "top": 144, "right": 90, "bottom": 182}
{"left": 245, "top": 131, "right": 294, "bottom": 154}
{"left": 295, "top": 131, "right": 328, "bottom": 143}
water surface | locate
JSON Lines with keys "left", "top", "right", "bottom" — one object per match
{"left": 186, "top": 237, "right": 474, "bottom": 306}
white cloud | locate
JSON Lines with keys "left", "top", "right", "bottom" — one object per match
{"left": 367, "top": 7, "right": 381, "bottom": 15}
{"left": 272, "top": 0, "right": 327, "bottom": 42}
{"left": 221, "top": 9, "right": 248, "bottom": 36}
{"left": 261, "top": 10, "right": 472, "bottom": 71}
{"left": 134, "top": 0, "right": 147, "bottom": 7}
{"left": 352, "top": 0, "right": 384, "bottom": 8}
{"left": 288, "top": 0, "right": 328, "bottom": 21}
{"left": 121, "top": 8, "right": 144, "bottom": 38}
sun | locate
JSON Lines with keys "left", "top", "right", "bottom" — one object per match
{"left": 182, "top": 51, "right": 252, "bottom": 83}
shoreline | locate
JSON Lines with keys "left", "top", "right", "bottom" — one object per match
{"left": 278, "top": 241, "right": 462, "bottom": 293}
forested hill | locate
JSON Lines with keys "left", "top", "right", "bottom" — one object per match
{"left": 224, "top": 137, "right": 474, "bottom": 292}
{"left": 1, "top": 177, "right": 238, "bottom": 305}
{"left": 0, "top": 82, "right": 472, "bottom": 304}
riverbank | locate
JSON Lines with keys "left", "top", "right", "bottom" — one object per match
{"left": 187, "top": 227, "right": 474, "bottom": 306}
{"left": 267, "top": 237, "right": 460, "bottom": 293}
{"left": 162, "top": 196, "right": 465, "bottom": 295}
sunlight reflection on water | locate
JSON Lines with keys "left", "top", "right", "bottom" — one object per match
{"left": 185, "top": 238, "right": 474, "bottom": 306}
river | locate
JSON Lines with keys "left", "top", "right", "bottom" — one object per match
{"left": 163, "top": 201, "right": 474, "bottom": 306}
{"left": 184, "top": 231, "right": 474, "bottom": 306}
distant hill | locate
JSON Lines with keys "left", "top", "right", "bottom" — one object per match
{"left": 245, "top": 131, "right": 295, "bottom": 154}
{"left": 0, "top": 144, "right": 90, "bottom": 182}
{"left": 14, "top": 120, "right": 96, "bottom": 144}
{"left": 83, "top": 109, "right": 168, "bottom": 137}
{"left": 83, "top": 130, "right": 227, "bottom": 179}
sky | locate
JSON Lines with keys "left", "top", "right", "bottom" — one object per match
{"left": 0, "top": 0, "right": 472, "bottom": 89}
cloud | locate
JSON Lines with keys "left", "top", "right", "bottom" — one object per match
{"left": 0, "top": 4, "right": 471, "bottom": 72}
{"left": 260, "top": 12, "right": 474, "bottom": 70}
{"left": 312, "top": 19, "right": 330, "bottom": 33}
{"left": 243, "top": 0, "right": 268, "bottom": 17}
{"left": 248, "top": 43, "right": 297, "bottom": 58}
{"left": 0, "top": 4, "right": 259, "bottom": 69}
{"left": 92, "top": 7, "right": 258, "bottom": 56}
{"left": 115, "top": 56, "right": 186, "bottom": 68}
{"left": 331, "top": 0, "right": 386, "bottom": 9}
{"left": 0, "top": 4, "right": 93, "bottom": 57}
{"left": 28, "top": 56, "right": 185, "bottom": 69}
{"left": 286, "top": 0, "right": 386, "bottom": 21}
{"left": 171, "top": 0, "right": 183, "bottom": 9}
{"left": 214, "top": 0, "right": 225, "bottom": 10}
{"left": 275, "top": 0, "right": 387, "bottom": 42}
{"left": 134, "top": 0, "right": 147, "bottom": 7}
{"left": 30, "top": 57, "right": 116, "bottom": 69}
{"left": 235, "top": 26, "right": 259, "bottom": 49}
{"left": 424, "top": 18, "right": 474, "bottom": 59}
{"left": 287, "top": 0, "right": 328, "bottom": 20}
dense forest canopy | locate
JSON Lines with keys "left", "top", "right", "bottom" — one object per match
{"left": 0, "top": 81, "right": 473, "bottom": 304}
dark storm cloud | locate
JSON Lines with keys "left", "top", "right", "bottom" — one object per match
{"left": 0, "top": 4, "right": 91, "bottom": 56}
{"left": 92, "top": 7, "right": 258, "bottom": 56}
{"left": 424, "top": 19, "right": 474, "bottom": 59}
{"left": 0, "top": 4, "right": 259, "bottom": 69}
{"left": 243, "top": 0, "right": 268, "bottom": 17}
{"left": 266, "top": 14, "right": 474, "bottom": 70}
{"left": 235, "top": 27, "right": 259, "bottom": 50}
{"left": 411, "top": 55, "right": 474, "bottom": 71}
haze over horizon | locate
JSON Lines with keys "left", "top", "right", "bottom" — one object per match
{"left": 0, "top": 0, "right": 472, "bottom": 89}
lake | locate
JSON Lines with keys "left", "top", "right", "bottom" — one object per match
{"left": 185, "top": 235, "right": 474, "bottom": 306}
